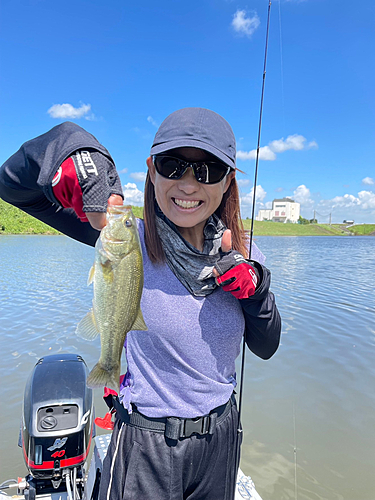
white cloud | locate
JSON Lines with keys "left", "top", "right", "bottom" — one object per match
{"left": 362, "top": 177, "right": 374, "bottom": 185}
{"left": 269, "top": 134, "right": 318, "bottom": 153}
{"left": 269, "top": 134, "right": 306, "bottom": 153}
{"left": 310, "top": 189, "right": 375, "bottom": 223}
{"left": 241, "top": 178, "right": 375, "bottom": 222}
{"left": 48, "top": 103, "right": 92, "bottom": 119}
{"left": 130, "top": 172, "right": 147, "bottom": 183}
{"left": 240, "top": 185, "right": 270, "bottom": 219}
{"left": 237, "top": 179, "right": 250, "bottom": 187}
{"left": 237, "top": 134, "right": 317, "bottom": 162}
{"left": 240, "top": 185, "right": 267, "bottom": 206}
{"left": 253, "top": 185, "right": 267, "bottom": 202}
{"left": 329, "top": 193, "right": 359, "bottom": 207}
{"left": 231, "top": 10, "right": 260, "bottom": 38}
{"left": 358, "top": 190, "right": 375, "bottom": 209}
{"left": 119, "top": 168, "right": 128, "bottom": 174}
{"left": 147, "top": 116, "right": 158, "bottom": 128}
{"left": 122, "top": 183, "right": 144, "bottom": 206}
{"left": 237, "top": 146, "right": 276, "bottom": 161}
{"left": 293, "top": 185, "right": 313, "bottom": 205}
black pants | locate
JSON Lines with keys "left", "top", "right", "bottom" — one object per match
{"left": 99, "top": 399, "right": 242, "bottom": 500}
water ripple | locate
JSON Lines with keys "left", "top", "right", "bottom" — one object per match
{"left": 1, "top": 235, "right": 375, "bottom": 499}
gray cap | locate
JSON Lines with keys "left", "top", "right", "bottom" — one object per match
{"left": 150, "top": 107, "right": 236, "bottom": 169}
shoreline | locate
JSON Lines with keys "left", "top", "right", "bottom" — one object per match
{"left": 1, "top": 227, "right": 374, "bottom": 237}
{"left": 1, "top": 200, "right": 374, "bottom": 237}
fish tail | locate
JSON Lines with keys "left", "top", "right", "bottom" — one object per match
{"left": 87, "top": 362, "right": 120, "bottom": 393}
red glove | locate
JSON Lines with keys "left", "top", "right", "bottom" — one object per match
{"left": 52, "top": 156, "right": 88, "bottom": 221}
{"left": 52, "top": 149, "right": 123, "bottom": 223}
{"left": 215, "top": 251, "right": 259, "bottom": 299}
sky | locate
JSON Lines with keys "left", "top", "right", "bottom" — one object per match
{"left": 0, "top": 0, "right": 374, "bottom": 223}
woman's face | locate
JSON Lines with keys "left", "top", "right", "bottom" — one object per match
{"left": 147, "top": 147, "right": 235, "bottom": 246}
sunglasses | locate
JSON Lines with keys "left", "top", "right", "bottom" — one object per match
{"left": 152, "top": 155, "right": 231, "bottom": 185}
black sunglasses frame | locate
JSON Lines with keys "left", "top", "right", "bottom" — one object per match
{"left": 152, "top": 155, "right": 231, "bottom": 185}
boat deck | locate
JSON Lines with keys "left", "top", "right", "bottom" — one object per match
{"left": 0, "top": 434, "right": 263, "bottom": 500}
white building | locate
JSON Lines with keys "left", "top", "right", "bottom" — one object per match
{"left": 257, "top": 198, "right": 300, "bottom": 223}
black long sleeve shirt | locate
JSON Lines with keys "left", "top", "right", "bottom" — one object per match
{"left": 0, "top": 122, "right": 281, "bottom": 359}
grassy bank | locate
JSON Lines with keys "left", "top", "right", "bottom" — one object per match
{"left": 0, "top": 199, "right": 60, "bottom": 234}
{"left": 243, "top": 220, "right": 375, "bottom": 236}
{"left": 243, "top": 220, "right": 342, "bottom": 236}
{"left": 1, "top": 199, "right": 374, "bottom": 236}
{"left": 347, "top": 224, "right": 375, "bottom": 235}
{"left": 0, "top": 199, "right": 145, "bottom": 235}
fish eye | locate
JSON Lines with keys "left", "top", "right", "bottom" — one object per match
{"left": 125, "top": 220, "right": 132, "bottom": 227}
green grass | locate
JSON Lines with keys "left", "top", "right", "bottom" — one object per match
{"left": 0, "top": 199, "right": 60, "bottom": 234}
{"left": 1, "top": 198, "right": 374, "bottom": 236}
{"left": 347, "top": 224, "right": 375, "bottom": 235}
{"left": 243, "top": 220, "right": 348, "bottom": 236}
{"left": 0, "top": 199, "right": 145, "bottom": 235}
{"left": 130, "top": 206, "right": 144, "bottom": 219}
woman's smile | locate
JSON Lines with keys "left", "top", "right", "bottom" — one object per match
{"left": 172, "top": 198, "right": 202, "bottom": 209}
{"left": 147, "top": 147, "right": 235, "bottom": 250}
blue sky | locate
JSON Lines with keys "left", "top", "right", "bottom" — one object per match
{"left": 0, "top": 0, "right": 374, "bottom": 223}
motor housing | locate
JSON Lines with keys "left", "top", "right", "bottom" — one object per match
{"left": 21, "top": 354, "right": 94, "bottom": 480}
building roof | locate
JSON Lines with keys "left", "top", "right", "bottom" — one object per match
{"left": 273, "top": 198, "right": 296, "bottom": 203}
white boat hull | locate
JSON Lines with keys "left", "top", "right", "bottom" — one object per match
{"left": 1, "top": 434, "right": 262, "bottom": 500}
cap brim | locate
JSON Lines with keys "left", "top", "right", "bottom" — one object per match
{"left": 150, "top": 139, "right": 235, "bottom": 170}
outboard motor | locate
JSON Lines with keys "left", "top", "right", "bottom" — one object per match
{"left": 19, "top": 354, "right": 94, "bottom": 499}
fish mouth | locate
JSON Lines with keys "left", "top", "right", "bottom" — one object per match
{"left": 108, "top": 238, "right": 126, "bottom": 243}
{"left": 107, "top": 205, "right": 132, "bottom": 215}
{"left": 102, "top": 233, "right": 129, "bottom": 244}
{"left": 172, "top": 198, "right": 203, "bottom": 209}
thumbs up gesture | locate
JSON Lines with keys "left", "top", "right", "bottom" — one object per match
{"left": 213, "top": 230, "right": 259, "bottom": 300}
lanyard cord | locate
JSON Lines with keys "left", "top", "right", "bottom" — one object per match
{"left": 236, "top": 0, "right": 272, "bottom": 450}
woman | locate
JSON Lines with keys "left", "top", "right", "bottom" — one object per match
{"left": 0, "top": 107, "right": 281, "bottom": 500}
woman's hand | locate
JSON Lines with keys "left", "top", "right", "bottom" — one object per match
{"left": 213, "top": 229, "right": 259, "bottom": 299}
{"left": 86, "top": 194, "right": 124, "bottom": 230}
{"left": 52, "top": 150, "right": 124, "bottom": 231}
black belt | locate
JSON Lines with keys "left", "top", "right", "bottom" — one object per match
{"left": 112, "top": 394, "right": 235, "bottom": 440}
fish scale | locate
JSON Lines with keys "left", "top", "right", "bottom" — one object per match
{"left": 76, "top": 206, "right": 147, "bottom": 392}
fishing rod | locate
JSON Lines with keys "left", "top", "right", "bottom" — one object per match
{"left": 236, "top": 0, "right": 272, "bottom": 464}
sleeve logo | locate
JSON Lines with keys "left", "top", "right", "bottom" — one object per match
{"left": 75, "top": 151, "right": 98, "bottom": 179}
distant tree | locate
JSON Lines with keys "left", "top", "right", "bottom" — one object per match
{"left": 298, "top": 215, "right": 310, "bottom": 225}
{"left": 310, "top": 218, "right": 318, "bottom": 224}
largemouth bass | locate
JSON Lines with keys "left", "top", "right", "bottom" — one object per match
{"left": 76, "top": 205, "right": 147, "bottom": 392}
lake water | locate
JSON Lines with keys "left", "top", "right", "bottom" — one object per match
{"left": 0, "top": 235, "right": 374, "bottom": 500}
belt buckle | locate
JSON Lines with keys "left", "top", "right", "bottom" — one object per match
{"left": 183, "top": 416, "right": 209, "bottom": 438}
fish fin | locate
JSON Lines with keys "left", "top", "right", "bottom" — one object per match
{"left": 87, "top": 362, "right": 120, "bottom": 393}
{"left": 131, "top": 308, "right": 148, "bottom": 331}
{"left": 87, "top": 265, "right": 95, "bottom": 286}
{"left": 100, "top": 260, "right": 114, "bottom": 283}
{"left": 76, "top": 309, "right": 100, "bottom": 341}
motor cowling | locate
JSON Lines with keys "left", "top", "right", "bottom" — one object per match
{"left": 21, "top": 354, "right": 94, "bottom": 480}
